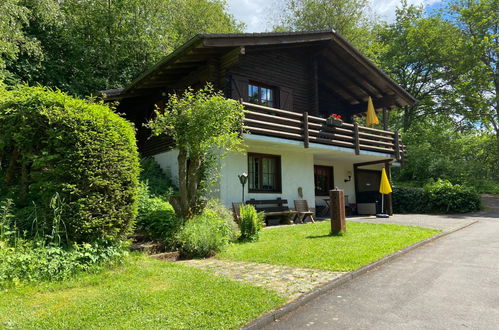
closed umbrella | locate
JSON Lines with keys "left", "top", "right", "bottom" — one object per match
{"left": 366, "top": 96, "right": 379, "bottom": 126}
{"left": 377, "top": 168, "right": 392, "bottom": 218}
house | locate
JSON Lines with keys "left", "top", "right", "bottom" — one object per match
{"left": 104, "top": 31, "right": 416, "bottom": 217}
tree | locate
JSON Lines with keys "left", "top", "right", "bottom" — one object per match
{"left": 6, "top": 0, "right": 244, "bottom": 96}
{"left": 148, "top": 85, "right": 245, "bottom": 219}
{"left": 271, "top": 0, "right": 376, "bottom": 53}
{"left": 372, "top": 2, "right": 467, "bottom": 131}
{"left": 0, "top": 0, "right": 42, "bottom": 80}
{"left": 445, "top": 0, "right": 499, "bottom": 161}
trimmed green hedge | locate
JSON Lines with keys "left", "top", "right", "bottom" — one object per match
{"left": 0, "top": 85, "right": 139, "bottom": 243}
{"left": 393, "top": 179, "right": 481, "bottom": 214}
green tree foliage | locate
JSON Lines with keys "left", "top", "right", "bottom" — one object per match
{"left": 445, "top": 0, "right": 499, "bottom": 159}
{"left": 372, "top": 2, "right": 467, "bottom": 131}
{"left": 393, "top": 115, "right": 498, "bottom": 190}
{"left": 272, "top": 0, "right": 376, "bottom": 53}
{"left": 149, "top": 85, "right": 245, "bottom": 219}
{"left": 4, "top": 0, "right": 244, "bottom": 96}
{"left": 0, "top": 85, "right": 139, "bottom": 243}
{"left": 0, "top": 0, "right": 44, "bottom": 79}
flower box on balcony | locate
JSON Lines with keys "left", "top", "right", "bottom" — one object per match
{"left": 326, "top": 114, "right": 343, "bottom": 127}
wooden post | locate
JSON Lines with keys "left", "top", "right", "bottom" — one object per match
{"left": 330, "top": 189, "right": 346, "bottom": 234}
{"left": 382, "top": 108, "right": 388, "bottom": 130}
{"left": 353, "top": 122, "right": 360, "bottom": 155}
{"left": 394, "top": 131, "right": 400, "bottom": 161}
{"left": 385, "top": 162, "right": 393, "bottom": 216}
{"left": 303, "top": 111, "right": 309, "bottom": 148}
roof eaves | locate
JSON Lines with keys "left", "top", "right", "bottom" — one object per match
{"left": 123, "top": 34, "right": 204, "bottom": 94}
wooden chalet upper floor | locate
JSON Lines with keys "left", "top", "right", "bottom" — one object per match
{"left": 104, "top": 31, "right": 416, "bottom": 159}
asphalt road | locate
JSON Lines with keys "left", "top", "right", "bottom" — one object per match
{"left": 265, "top": 196, "right": 499, "bottom": 330}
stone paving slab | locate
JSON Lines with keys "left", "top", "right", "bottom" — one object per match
{"left": 179, "top": 259, "right": 345, "bottom": 300}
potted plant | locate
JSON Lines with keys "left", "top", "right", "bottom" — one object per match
{"left": 326, "top": 113, "right": 343, "bottom": 127}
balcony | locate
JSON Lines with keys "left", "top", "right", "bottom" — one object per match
{"left": 243, "top": 102, "right": 404, "bottom": 160}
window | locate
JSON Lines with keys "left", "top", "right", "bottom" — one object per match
{"left": 248, "top": 153, "right": 281, "bottom": 193}
{"left": 314, "top": 165, "right": 334, "bottom": 196}
{"left": 248, "top": 81, "right": 275, "bottom": 107}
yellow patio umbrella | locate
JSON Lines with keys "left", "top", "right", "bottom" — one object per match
{"left": 366, "top": 96, "right": 379, "bottom": 126}
{"left": 377, "top": 168, "right": 392, "bottom": 217}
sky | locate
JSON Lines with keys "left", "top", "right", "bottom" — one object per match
{"left": 225, "top": 0, "right": 444, "bottom": 33}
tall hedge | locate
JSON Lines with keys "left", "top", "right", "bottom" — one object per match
{"left": 393, "top": 180, "right": 481, "bottom": 214}
{"left": 0, "top": 85, "right": 139, "bottom": 243}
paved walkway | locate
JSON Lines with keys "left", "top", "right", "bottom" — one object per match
{"left": 180, "top": 259, "right": 345, "bottom": 300}
{"left": 347, "top": 213, "right": 477, "bottom": 231}
{"left": 264, "top": 196, "right": 499, "bottom": 329}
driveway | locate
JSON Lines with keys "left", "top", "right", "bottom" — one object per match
{"left": 264, "top": 195, "right": 499, "bottom": 330}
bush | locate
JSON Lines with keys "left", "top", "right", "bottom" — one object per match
{"left": 0, "top": 239, "right": 127, "bottom": 287}
{"left": 239, "top": 204, "right": 264, "bottom": 241}
{"left": 424, "top": 179, "right": 481, "bottom": 213}
{"left": 392, "top": 187, "right": 428, "bottom": 214}
{"left": 136, "top": 183, "right": 183, "bottom": 247}
{"left": 0, "top": 85, "right": 139, "bottom": 243}
{"left": 140, "top": 157, "right": 176, "bottom": 199}
{"left": 393, "top": 179, "right": 481, "bottom": 214}
{"left": 176, "top": 202, "right": 237, "bottom": 258}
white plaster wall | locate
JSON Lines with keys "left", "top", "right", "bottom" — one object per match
{"left": 313, "top": 160, "right": 356, "bottom": 206}
{"left": 154, "top": 150, "right": 180, "bottom": 186}
{"left": 219, "top": 148, "right": 315, "bottom": 210}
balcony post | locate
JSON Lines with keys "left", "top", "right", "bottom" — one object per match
{"left": 394, "top": 131, "right": 400, "bottom": 161}
{"left": 353, "top": 122, "right": 360, "bottom": 155}
{"left": 303, "top": 111, "right": 309, "bottom": 148}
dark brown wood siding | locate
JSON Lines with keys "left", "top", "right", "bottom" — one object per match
{"left": 227, "top": 47, "right": 316, "bottom": 115}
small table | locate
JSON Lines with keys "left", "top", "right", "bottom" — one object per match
{"left": 321, "top": 199, "right": 331, "bottom": 217}
{"left": 322, "top": 199, "right": 355, "bottom": 217}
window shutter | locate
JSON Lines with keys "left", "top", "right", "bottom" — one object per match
{"left": 230, "top": 75, "right": 248, "bottom": 101}
{"left": 279, "top": 87, "right": 293, "bottom": 111}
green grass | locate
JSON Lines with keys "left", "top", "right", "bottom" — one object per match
{"left": 218, "top": 221, "right": 440, "bottom": 271}
{"left": 0, "top": 255, "right": 285, "bottom": 329}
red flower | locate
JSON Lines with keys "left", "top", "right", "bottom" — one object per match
{"left": 329, "top": 113, "right": 342, "bottom": 120}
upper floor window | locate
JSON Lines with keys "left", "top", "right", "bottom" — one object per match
{"left": 248, "top": 81, "right": 275, "bottom": 107}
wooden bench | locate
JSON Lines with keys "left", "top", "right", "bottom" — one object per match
{"left": 246, "top": 198, "right": 297, "bottom": 225}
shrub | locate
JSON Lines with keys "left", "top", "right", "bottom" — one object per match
{"left": 393, "top": 179, "right": 481, "bottom": 214}
{"left": 424, "top": 179, "right": 481, "bottom": 213}
{"left": 239, "top": 204, "right": 264, "bottom": 241}
{"left": 136, "top": 182, "right": 183, "bottom": 247}
{"left": 0, "top": 240, "right": 127, "bottom": 287}
{"left": 140, "top": 157, "right": 176, "bottom": 199}
{"left": 176, "top": 202, "right": 236, "bottom": 258}
{"left": 0, "top": 85, "right": 139, "bottom": 242}
{"left": 392, "top": 187, "right": 428, "bottom": 214}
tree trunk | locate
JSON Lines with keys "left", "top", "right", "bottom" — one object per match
{"left": 186, "top": 154, "right": 202, "bottom": 216}
{"left": 171, "top": 148, "right": 189, "bottom": 218}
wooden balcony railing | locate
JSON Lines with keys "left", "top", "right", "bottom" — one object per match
{"left": 242, "top": 102, "right": 404, "bottom": 160}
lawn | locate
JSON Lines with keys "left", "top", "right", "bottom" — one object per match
{"left": 218, "top": 221, "right": 440, "bottom": 271}
{"left": 0, "top": 255, "right": 285, "bottom": 329}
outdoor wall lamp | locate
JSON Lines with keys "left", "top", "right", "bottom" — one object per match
{"left": 238, "top": 172, "right": 248, "bottom": 203}
{"left": 344, "top": 171, "right": 352, "bottom": 182}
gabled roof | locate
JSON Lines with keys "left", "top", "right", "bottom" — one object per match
{"left": 112, "top": 31, "right": 416, "bottom": 109}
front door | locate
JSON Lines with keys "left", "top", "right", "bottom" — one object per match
{"left": 355, "top": 169, "right": 382, "bottom": 213}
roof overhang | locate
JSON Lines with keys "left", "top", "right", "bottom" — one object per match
{"left": 108, "top": 31, "right": 416, "bottom": 109}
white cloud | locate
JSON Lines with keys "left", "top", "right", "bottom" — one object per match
{"left": 226, "top": 0, "right": 273, "bottom": 33}
{"left": 226, "top": 0, "right": 442, "bottom": 32}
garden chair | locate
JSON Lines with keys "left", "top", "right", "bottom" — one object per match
{"left": 293, "top": 200, "right": 315, "bottom": 224}
{"left": 232, "top": 202, "right": 242, "bottom": 223}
